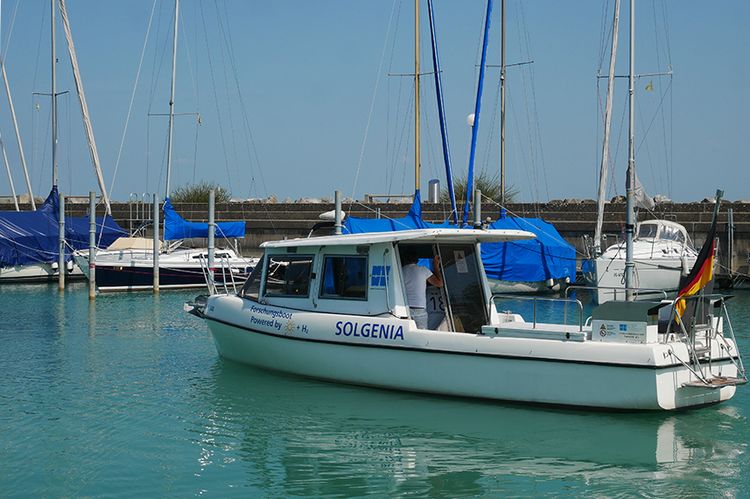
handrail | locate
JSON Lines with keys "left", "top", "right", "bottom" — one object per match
{"left": 564, "top": 285, "right": 668, "bottom": 300}
{"left": 490, "top": 294, "right": 584, "bottom": 332}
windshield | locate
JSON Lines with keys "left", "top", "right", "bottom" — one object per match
{"left": 637, "top": 223, "right": 659, "bottom": 239}
{"left": 239, "top": 255, "right": 265, "bottom": 301}
{"left": 660, "top": 225, "right": 686, "bottom": 243}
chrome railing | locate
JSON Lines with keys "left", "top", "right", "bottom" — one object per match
{"left": 564, "top": 285, "right": 668, "bottom": 301}
{"left": 490, "top": 294, "right": 584, "bottom": 332}
{"left": 662, "top": 293, "right": 747, "bottom": 385}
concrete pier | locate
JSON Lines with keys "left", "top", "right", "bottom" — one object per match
{"left": 51, "top": 197, "right": 750, "bottom": 277}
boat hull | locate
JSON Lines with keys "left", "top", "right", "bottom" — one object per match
{"left": 204, "top": 296, "right": 737, "bottom": 411}
{"left": 488, "top": 278, "right": 565, "bottom": 294}
{"left": 0, "top": 262, "right": 83, "bottom": 283}
{"left": 587, "top": 255, "right": 691, "bottom": 303}
{"left": 74, "top": 249, "right": 256, "bottom": 292}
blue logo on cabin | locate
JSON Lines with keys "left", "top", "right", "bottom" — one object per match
{"left": 619, "top": 324, "right": 627, "bottom": 332}
{"left": 371, "top": 266, "right": 391, "bottom": 287}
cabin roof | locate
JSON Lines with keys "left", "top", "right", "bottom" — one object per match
{"left": 261, "top": 228, "right": 536, "bottom": 249}
{"left": 637, "top": 219, "right": 688, "bottom": 231}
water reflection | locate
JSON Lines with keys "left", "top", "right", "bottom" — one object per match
{"left": 192, "top": 359, "right": 748, "bottom": 496}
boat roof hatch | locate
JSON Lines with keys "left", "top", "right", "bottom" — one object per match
{"left": 261, "top": 228, "right": 535, "bottom": 249}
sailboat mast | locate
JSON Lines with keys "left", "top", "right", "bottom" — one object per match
{"left": 462, "top": 0, "right": 493, "bottom": 226}
{"left": 624, "top": 0, "right": 635, "bottom": 300}
{"left": 414, "top": 0, "right": 420, "bottom": 195}
{"left": 426, "top": 0, "right": 457, "bottom": 224}
{"left": 594, "top": 0, "right": 621, "bottom": 255}
{"left": 58, "top": 0, "right": 113, "bottom": 215}
{"left": 499, "top": 0, "right": 506, "bottom": 207}
{"left": 51, "top": 0, "right": 58, "bottom": 187}
{"left": 165, "top": 0, "right": 179, "bottom": 200}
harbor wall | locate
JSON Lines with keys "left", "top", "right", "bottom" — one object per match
{"left": 53, "top": 198, "right": 750, "bottom": 274}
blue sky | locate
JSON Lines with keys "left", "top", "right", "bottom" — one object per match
{"left": 0, "top": 0, "right": 747, "bottom": 203}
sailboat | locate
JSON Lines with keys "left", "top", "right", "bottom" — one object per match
{"left": 73, "top": 0, "right": 256, "bottom": 292}
{"left": 0, "top": 0, "right": 125, "bottom": 283}
{"left": 584, "top": 0, "right": 697, "bottom": 304}
{"left": 341, "top": 0, "right": 576, "bottom": 297}
{"left": 478, "top": 0, "right": 576, "bottom": 294}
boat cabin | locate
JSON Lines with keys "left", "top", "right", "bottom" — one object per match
{"left": 635, "top": 220, "right": 690, "bottom": 245}
{"left": 238, "top": 228, "right": 534, "bottom": 334}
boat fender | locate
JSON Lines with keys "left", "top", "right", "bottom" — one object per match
{"left": 545, "top": 278, "right": 554, "bottom": 288}
{"left": 681, "top": 255, "right": 689, "bottom": 276}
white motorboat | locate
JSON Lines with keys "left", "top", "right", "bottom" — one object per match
{"left": 187, "top": 228, "right": 745, "bottom": 411}
{"left": 586, "top": 0, "right": 701, "bottom": 304}
{"left": 585, "top": 219, "right": 697, "bottom": 303}
{"left": 74, "top": 237, "right": 258, "bottom": 292}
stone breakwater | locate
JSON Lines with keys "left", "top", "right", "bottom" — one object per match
{"left": 55, "top": 198, "right": 750, "bottom": 273}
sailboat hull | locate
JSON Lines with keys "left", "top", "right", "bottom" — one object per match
{"left": 74, "top": 249, "right": 257, "bottom": 292}
{"left": 0, "top": 262, "right": 83, "bottom": 283}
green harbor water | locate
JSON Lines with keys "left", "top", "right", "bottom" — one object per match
{"left": 1, "top": 283, "right": 749, "bottom": 497}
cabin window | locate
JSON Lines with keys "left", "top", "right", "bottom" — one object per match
{"left": 319, "top": 255, "right": 367, "bottom": 300}
{"left": 660, "top": 225, "right": 686, "bottom": 243}
{"left": 239, "top": 256, "right": 265, "bottom": 301}
{"left": 264, "top": 255, "right": 314, "bottom": 297}
{"left": 637, "top": 223, "right": 658, "bottom": 239}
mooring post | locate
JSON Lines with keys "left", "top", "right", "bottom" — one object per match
{"left": 208, "top": 189, "right": 215, "bottom": 288}
{"left": 474, "top": 189, "right": 482, "bottom": 228}
{"left": 334, "top": 190, "right": 342, "bottom": 235}
{"left": 88, "top": 191, "right": 96, "bottom": 300}
{"left": 153, "top": 193, "right": 159, "bottom": 293}
{"left": 58, "top": 192, "right": 65, "bottom": 291}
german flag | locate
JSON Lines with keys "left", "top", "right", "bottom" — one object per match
{"left": 675, "top": 213, "right": 718, "bottom": 320}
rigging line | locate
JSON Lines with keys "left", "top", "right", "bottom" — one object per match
{"left": 1, "top": 0, "right": 19, "bottom": 60}
{"left": 659, "top": 0, "right": 673, "bottom": 68}
{"left": 386, "top": 60, "right": 406, "bottom": 192}
{"left": 596, "top": 0, "right": 614, "bottom": 73}
{"left": 635, "top": 79, "right": 672, "bottom": 168}
{"left": 65, "top": 93, "right": 71, "bottom": 194}
{"left": 668, "top": 73, "right": 673, "bottom": 199}
{"left": 109, "top": 0, "right": 157, "bottom": 198}
{"left": 191, "top": 107, "right": 199, "bottom": 184}
{"left": 350, "top": 0, "right": 399, "bottom": 206}
{"left": 216, "top": 0, "right": 266, "bottom": 198}
{"left": 651, "top": 0, "right": 670, "bottom": 195}
{"left": 213, "top": 2, "right": 240, "bottom": 187}
{"left": 609, "top": 93, "right": 629, "bottom": 198}
{"left": 479, "top": 76, "right": 500, "bottom": 176}
{"left": 479, "top": 192, "right": 585, "bottom": 259}
{"left": 385, "top": 77, "right": 409, "bottom": 197}
{"left": 198, "top": 1, "right": 233, "bottom": 190}
{"left": 389, "top": 85, "right": 414, "bottom": 199}
{"left": 178, "top": 3, "right": 199, "bottom": 113}
{"left": 36, "top": 105, "right": 52, "bottom": 194}
{"left": 31, "top": 0, "right": 45, "bottom": 113}
{"left": 146, "top": 2, "right": 169, "bottom": 114}
{"left": 516, "top": 9, "right": 538, "bottom": 206}
{"left": 384, "top": 0, "right": 403, "bottom": 195}
{"left": 636, "top": 89, "right": 659, "bottom": 195}
{"left": 517, "top": 2, "right": 549, "bottom": 205}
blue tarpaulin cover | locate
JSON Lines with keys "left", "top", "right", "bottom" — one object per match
{"left": 481, "top": 216, "right": 576, "bottom": 282}
{"left": 343, "top": 192, "right": 575, "bottom": 283}
{"left": 0, "top": 186, "right": 127, "bottom": 266}
{"left": 163, "top": 198, "right": 246, "bottom": 241}
{"left": 343, "top": 191, "right": 453, "bottom": 234}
